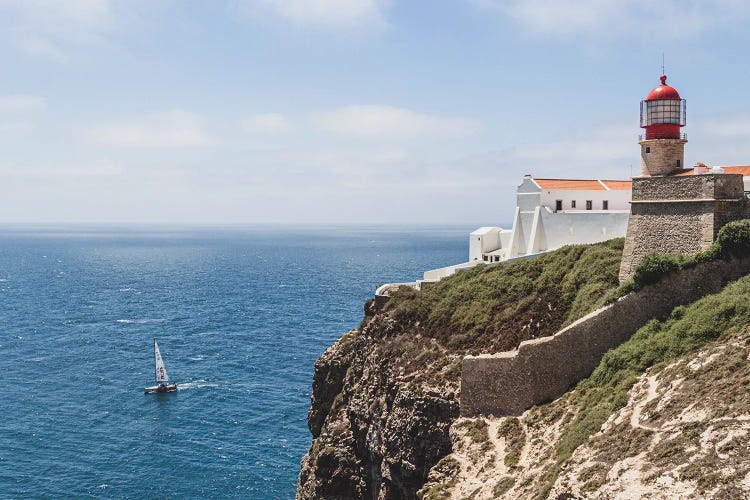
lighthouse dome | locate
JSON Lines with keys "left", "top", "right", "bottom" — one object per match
{"left": 646, "top": 75, "right": 681, "bottom": 100}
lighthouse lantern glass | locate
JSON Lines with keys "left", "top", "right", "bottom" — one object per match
{"left": 640, "top": 99, "right": 686, "bottom": 127}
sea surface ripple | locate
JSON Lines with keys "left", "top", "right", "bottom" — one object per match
{"left": 0, "top": 226, "right": 466, "bottom": 498}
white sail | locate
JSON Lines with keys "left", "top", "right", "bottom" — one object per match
{"left": 154, "top": 339, "right": 170, "bottom": 383}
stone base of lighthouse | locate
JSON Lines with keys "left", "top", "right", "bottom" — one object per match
{"left": 619, "top": 173, "right": 748, "bottom": 282}
{"left": 639, "top": 138, "right": 687, "bottom": 176}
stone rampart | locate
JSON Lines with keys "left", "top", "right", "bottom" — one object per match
{"left": 632, "top": 173, "right": 743, "bottom": 200}
{"left": 619, "top": 174, "right": 747, "bottom": 282}
{"left": 460, "top": 256, "right": 750, "bottom": 417}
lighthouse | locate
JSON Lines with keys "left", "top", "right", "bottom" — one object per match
{"left": 638, "top": 74, "right": 687, "bottom": 176}
{"left": 619, "top": 73, "right": 748, "bottom": 282}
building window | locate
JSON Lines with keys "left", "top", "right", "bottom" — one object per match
{"left": 483, "top": 255, "right": 488, "bottom": 261}
{"left": 645, "top": 147, "right": 651, "bottom": 153}
{"left": 555, "top": 200, "right": 562, "bottom": 212}
{"left": 676, "top": 159, "right": 681, "bottom": 168}
{"left": 603, "top": 200, "right": 609, "bottom": 210}
{"left": 571, "top": 200, "right": 576, "bottom": 208}
{"left": 586, "top": 200, "right": 592, "bottom": 210}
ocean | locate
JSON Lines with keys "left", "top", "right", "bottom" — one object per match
{"left": 0, "top": 226, "right": 467, "bottom": 498}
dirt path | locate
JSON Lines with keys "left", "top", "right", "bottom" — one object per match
{"left": 630, "top": 375, "right": 659, "bottom": 431}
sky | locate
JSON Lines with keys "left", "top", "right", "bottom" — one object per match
{"left": 2, "top": 0, "right": 750, "bottom": 225}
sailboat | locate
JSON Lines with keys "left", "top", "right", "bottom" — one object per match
{"left": 144, "top": 338, "right": 178, "bottom": 394}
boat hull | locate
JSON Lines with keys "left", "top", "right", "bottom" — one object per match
{"left": 144, "top": 383, "right": 178, "bottom": 394}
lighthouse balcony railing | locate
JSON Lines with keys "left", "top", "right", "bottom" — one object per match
{"left": 638, "top": 132, "right": 687, "bottom": 141}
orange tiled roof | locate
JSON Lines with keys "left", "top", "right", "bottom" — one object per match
{"left": 673, "top": 169, "right": 694, "bottom": 176}
{"left": 600, "top": 180, "right": 632, "bottom": 190}
{"left": 724, "top": 166, "right": 750, "bottom": 175}
{"left": 676, "top": 165, "right": 750, "bottom": 176}
{"left": 533, "top": 179, "right": 606, "bottom": 190}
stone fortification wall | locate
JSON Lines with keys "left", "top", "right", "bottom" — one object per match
{"left": 632, "top": 173, "right": 743, "bottom": 200}
{"left": 619, "top": 174, "right": 747, "bottom": 282}
{"left": 460, "top": 256, "right": 750, "bottom": 417}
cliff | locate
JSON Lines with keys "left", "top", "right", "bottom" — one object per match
{"left": 421, "top": 274, "right": 750, "bottom": 498}
{"left": 296, "top": 240, "right": 624, "bottom": 498}
{"left": 297, "top": 230, "right": 750, "bottom": 499}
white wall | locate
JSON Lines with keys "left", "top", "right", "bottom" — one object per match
{"left": 468, "top": 176, "right": 632, "bottom": 263}
{"left": 538, "top": 209, "right": 629, "bottom": 250}
{"left": 469, "top": 227, "right": 503, "bottom": 261}
{"left": 517, "top": 177, "right": 542, "bottom": 212}
{"left": 539, "top": 188, "right": 630, "bottom": 212}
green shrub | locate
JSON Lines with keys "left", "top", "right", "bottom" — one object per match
{"left": 599, "top": 279, "right": 636, "bottom": 305}
{"left": 632, "top": 253, "right": 687, "bottom": 289}
{"left": 458, "top": 418, "right": 489, "bottom": 444}
{"left": 497, "top": 417, "right": 526, "bottom": 468}
{"left": 493, "top": 476, "right": 515, "bottom": 496}
{"left": 699, "top": 219, "right": 750, "bottom": 261}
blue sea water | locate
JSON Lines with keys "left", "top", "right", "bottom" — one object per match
{"left": 0, "top": 226, "right": 467, "bottom": 499}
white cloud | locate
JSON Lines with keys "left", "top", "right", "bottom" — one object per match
{"left": 500, "top": 113, "right": 750, "bottom": 180}
{"left": 0, "top": 95, "right": 46, "bottom": 113}
{"left": 235, "top": 0, "right": 387, "bottom": 28}
{"left": 242, "top": 113, "right": 291, "bottom": 134}
{"left": 0, "top": 160, "right": 123, "bottom": 179}
{"left": 0, "top": 95, "right": 45, "bottom": 134}
{"left": 685, "top": 113, "right": 750, "bottom": 166}
{"left": 473, "top": 0, "right": 750, "bottom": 38}
{"left": 511, "top": 124, "right": 633, "bottom": 163}
{"left": 86, "top": 110, "right": 212, "bottom": 146}
{"left": 697, "top": 113, "right": 750, "bottom": 138}
{"left": 313, "top": 105, "right": 480, "bottom": 138}
{"left": 0, "top": 121, "right": 35, "bottom": 133}
{"left": 0, "top": 0, "right": 114, "bottom": 60}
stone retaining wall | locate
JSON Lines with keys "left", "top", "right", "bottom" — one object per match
{"left": 619, "top": 174, "right": 747, "bottom": 282}
{"left": 460, "top": 256, "right": 750, "bottom": 417}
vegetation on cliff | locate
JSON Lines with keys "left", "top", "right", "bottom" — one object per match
{"left": 298, "top": 239, "right": 625, "bottom": 499}
{"left": 425, "top": 268, "right": 750, "bottom": 499}
{"left": 382, "top": 238, "right": 624, "bottom": 355}
{"left": 550, "top": 274, "right": 750, "bottom": 489}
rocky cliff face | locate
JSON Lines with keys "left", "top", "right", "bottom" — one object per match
{"left": 296, "top": 306, "right": 461, "bottom": 499}
{"left": 296, "top": 241, "right": 624, "bottom": 499}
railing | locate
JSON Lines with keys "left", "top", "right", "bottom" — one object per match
{"left": 638, "top": 132, "right": 687, "bottom": 141}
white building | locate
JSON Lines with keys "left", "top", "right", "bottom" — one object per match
{"left": 402, "top": 166, "right": 750, "bottom": 291}
{"left": 468, "top": 175, "right": 632, "bottom": 263}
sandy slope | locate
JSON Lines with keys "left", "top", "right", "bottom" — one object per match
{"left": 420, "top": 331, "right": 750, "bottom": 499}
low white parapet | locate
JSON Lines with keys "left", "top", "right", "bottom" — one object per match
{"left": 423, "top": 252, "right": 544, "bottom": 282}
{"left": 423, "top": 261, "right": 481, "bottom": 281}
{"left": 375, "top": 282, "right": 418, "bottom": 297}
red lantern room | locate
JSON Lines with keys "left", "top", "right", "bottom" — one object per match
{"left": 640, "top": 74, "right": 686, "bottom": 139}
